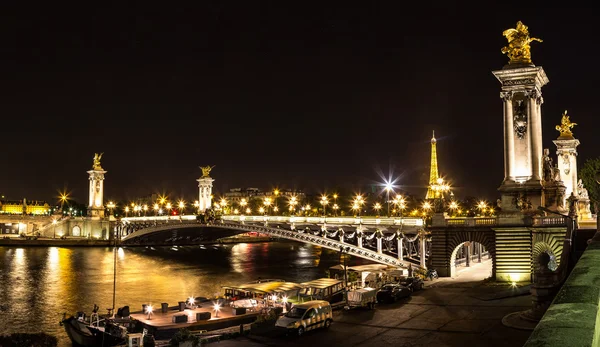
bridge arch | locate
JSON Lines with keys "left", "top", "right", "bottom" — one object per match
{"left": 120, "top": 221, "right": 424, "bottom": 270}
{"left": 430, "top": 228, "right": 496, "bottom": 279}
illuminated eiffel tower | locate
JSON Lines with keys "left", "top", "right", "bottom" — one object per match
{"left": 425, "top": 131, "right": 439, "bottom": 200}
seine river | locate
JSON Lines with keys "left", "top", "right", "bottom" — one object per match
{"left": 0, "top": 241, "right": 367, "bottom": 346}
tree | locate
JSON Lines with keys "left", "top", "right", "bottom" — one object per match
{"left": 579, "top": 158, "right": 600, "bottom": 212}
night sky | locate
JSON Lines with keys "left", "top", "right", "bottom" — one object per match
{"left": 1, "top": 4, "right": 598, "bottom": 204}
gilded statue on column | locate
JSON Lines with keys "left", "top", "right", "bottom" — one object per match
{"left": 555, "top": 110, "right": 577, "bottom": 138}
{"left": 200, "top": 165, "right": 215, "bottom": 177}
{"left": 92, "top": 153, "right": 104, "bottom": 170}
{"left": 501, "top": 21, "right": 542, "bottom": 65}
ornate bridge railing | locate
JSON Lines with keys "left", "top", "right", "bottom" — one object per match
{"left": 119, "top": 219, "right": 427, "bottom": 270}
{"left": 444, "top": 217, "right": 498, "bottom": 227}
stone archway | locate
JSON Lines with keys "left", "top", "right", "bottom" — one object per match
{"left": 430, "top": 228, "right": 496, "bottom": 278}
{"left": 72, "top": 225, "right": 81, "bottom": 237}
{"left": 449, "top": 241, "right": 493, "bottom": 278}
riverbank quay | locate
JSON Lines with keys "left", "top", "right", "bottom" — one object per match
{"left": 0, "top": 237, "right": 112, "bottom": 247}
{"left": 208, "top": 276, "right": 533, "bottom": 347}
{"left": 0, "top": 235, "right": 272, "bottom": 247}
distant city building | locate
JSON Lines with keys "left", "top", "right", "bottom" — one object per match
{"left": 0, "top": 198, "right": 50, "bottom": 215}
{"left": 224, "top": 188, "right": 305, "bottom": 204}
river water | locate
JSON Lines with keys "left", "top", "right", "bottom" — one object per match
{"left": 0, "top": 241, "right": 367, "bottom": 346}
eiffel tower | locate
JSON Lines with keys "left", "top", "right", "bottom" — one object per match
{"left": 425, "top": 131, "right": 439, "bottom": 200}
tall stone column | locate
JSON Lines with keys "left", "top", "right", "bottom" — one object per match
{"left": 493, "top": 66, "right": 549, "bottom": 213}
{"left": 197, "top": 177, "right": 214, "bottom": 213}
{"left": 502, "top": 94, "right": 516, "bottom": 181}
{"left": 87, "top": 156, "right": 107, "bottom": 219}
{"left": 553, "top": 135, "right": 580, "bottom": 207}
{"left": 528, "top": 89, "right": 543, "bottom": 182}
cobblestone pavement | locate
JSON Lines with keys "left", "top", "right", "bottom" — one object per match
{"left": 209, "top": 260, "right": 533, "bottom": 347}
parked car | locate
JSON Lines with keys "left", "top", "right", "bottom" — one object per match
{"left": 399, "top": 277, "right": 424, "bottom": 292}
{"left": 376, "top": 284, "right": 411, "bottom": 303}
{"left": 275, "top": 300, "right": 333, "bottom": 336}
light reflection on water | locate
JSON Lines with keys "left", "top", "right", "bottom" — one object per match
{"left": 0, "top": 241, "right": 369, "bottom": 346}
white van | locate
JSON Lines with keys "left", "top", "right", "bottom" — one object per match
{"left": 275, "top": 300, "right": 333, "bottom": 336}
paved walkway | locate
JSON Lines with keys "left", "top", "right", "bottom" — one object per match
{"left": 210, "top": 262, "right": 533, "bottom": 347}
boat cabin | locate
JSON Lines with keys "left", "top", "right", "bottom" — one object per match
{"left": 299, "top": 278, "right": 344, "bottom": 304}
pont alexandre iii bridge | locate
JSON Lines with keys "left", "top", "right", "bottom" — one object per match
{"left": 118, "top": 213, "right": 571, "bottom": 281}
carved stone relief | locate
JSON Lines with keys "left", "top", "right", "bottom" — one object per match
{"left": 513, "top": 99, "right": 528, "bottom": 139}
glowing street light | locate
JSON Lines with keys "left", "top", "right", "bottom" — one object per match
{"left": 153, "top": 203, "right": 159, "bottom": 215}
{"left": 449, "top": 201, "right": 459, "bottom": 216}
{"left": 273, "top": 189, "right": 280, "bottom": 214}
{"left": 288, "top": 196, "right": 298, "bottom": 215}
{"left": 384, "top": 183, "right": 393, "bottom": 216}
{"left": 332, "top": 194, "right": 339, "bottom": 216}
{"left": 107, "top": 201, "right": 116, "bottom": 216}
{"left": 263, "top": 197, "right": 272, "bottom": 215}
{"left": 320, "top": 195, "right": 329, "bottom": 216}
{"left": 220, "top": 198, "right": 228, "bottom": 213}
{"left": 125, "top": 206, "right": 130, "bottom": 217}
{"left": 373, "top": 202, "right": 382, "bottom": 216}
{"left": 165, "top": 202, "right": 172, "bottom": 215}
{"left": 245, "top": 208, "right": 251, "bottom": 214}
{"left": 178, "top": 200, "right": 185, "bottom": 216}
{"left": 240, "top": 198, "right": 248, "bottom": 214}
{"left": 142, "top": 204, "right": 148, "bottom": 216}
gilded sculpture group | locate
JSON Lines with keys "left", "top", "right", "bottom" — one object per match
{"left": 501, "top": 20, "right": 542, "bottom": 65}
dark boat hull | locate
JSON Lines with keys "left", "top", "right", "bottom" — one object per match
{"left": 62, "top": 317, "right": 126, "bottom": 347}
{"left": 62, "top": 317, "right": 97, "bottom": 346}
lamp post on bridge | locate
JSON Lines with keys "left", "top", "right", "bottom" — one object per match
{"left": 385, "top": 183, "right": 393, "bottom": 217}
{"left": 339, "top": 246, "right": 350, "bottom": 307}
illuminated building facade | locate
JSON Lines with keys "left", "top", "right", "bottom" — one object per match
{"left": 0, "top": 199, "right": 50, "bottom": 215}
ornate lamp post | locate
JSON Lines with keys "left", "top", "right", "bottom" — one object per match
{"left": 320, "top": 195, "right": 329, "bottom": 216}
{"left": 288, "top": 196, "right": 298, "bottom": 215}
{"left": 385, "top": 183, "right": 393, "bottom": 217}
{"left": 333, "top": 194, "right": 338, "bottom": 215}
{"left": 273, "top": 189, "right": 280, "bottom": 214}
{"left": 240, "top": 198, "right": 248, "bottom": 215}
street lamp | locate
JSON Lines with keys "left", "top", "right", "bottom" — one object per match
{"left": 333, "top": 194, "right": 339, "bottom": 216}
{"left": 240, "top": 198, "right": 248, "bottom": 215}
{"left": 385, "top": 183, "right": 393, "bottom": 217}
{"left": 339, "top": 246, "right": 350, "bottom": 307}
{"left": 273, "top": 189, "right": 280, "bottom": 214}
{"left": 288, "top": 196, "right": 298, "bottom": 215}
{"left": 107, "top": 201, "right": 116, "bottom": 216}
{"left": 373, "top": 202, "right": 382, "bottom": 216}
{"left": 153, "top": 203, "right": 159, "bottom": 216}
{"left": 219, "top": 198, "right": 228, "bottom": 214}
{"left": 320, "top": 195, "right": 329, "bottom": 216}
{"left": 178, "top": 200, "right": 185, "bottom": 216}
{"left": 263, "top": 197, "right": 272, "bottom": 215}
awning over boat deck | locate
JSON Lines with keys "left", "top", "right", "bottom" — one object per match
{"left": 300, "top": 278, "right": 342, "bottom": 289}
{"left": 329, "top": 264, "right": 391, "bottom": 272}
{"left": 222, "top": 281, "right": 304, "bottom": 294}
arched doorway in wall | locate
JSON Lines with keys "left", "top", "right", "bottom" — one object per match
{"left": 449, "top": 241, "right": 493, "bottom": 279}
{"left": 72, "top": 225, "right": 81, "bottom": 237}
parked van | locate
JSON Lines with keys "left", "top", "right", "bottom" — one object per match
{"left": 275, "top": 300, "right": 332, "bottom": 336}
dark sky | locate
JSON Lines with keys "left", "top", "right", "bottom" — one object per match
{"left": 1, "top": 4, "right": 598, "bottom": 204}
